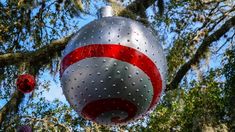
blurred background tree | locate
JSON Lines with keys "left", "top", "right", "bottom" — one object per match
{"left": 0, "top": 0, "right": 234, "bottom": 131}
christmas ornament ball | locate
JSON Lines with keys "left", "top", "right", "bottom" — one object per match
{"left": 60, "top": 6, "right": 167, "bottom": 125}
{"left": 17, "top": 125, "right": 32, "bottom": 132}
{"left": 16, "top": 74, "right": 36, "bottom": 93}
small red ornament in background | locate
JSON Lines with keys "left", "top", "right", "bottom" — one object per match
{"left": 17, "top": 125, "right": 32, "bottom": 132}
{"left": 16, "top": 74, "right": 36, "bottom": 93}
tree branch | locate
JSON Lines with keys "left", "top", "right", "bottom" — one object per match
{"left": 109, "top": 0, "right": 156, "bottom": 25}
{"left": 0, "top": 90, "right": 24, "bottom": 126}
{"left": 167, "top": 15, "right": 235, "bottom": 91}
{"left": 0, "top": 35, "right": 73, "bottom": 67}
{"left": 125, "top": 0, "right": 155, "bottom": 16}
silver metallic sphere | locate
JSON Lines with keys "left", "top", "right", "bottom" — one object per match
{"left": 60, "top": 6, "right": 167, "bottom": 125}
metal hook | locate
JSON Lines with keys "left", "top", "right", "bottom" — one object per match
{"left": 97, "top": 6, "right": 113, "bottom": 18}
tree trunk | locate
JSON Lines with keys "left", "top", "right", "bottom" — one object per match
{"left": 0, "top": 90, "right": 24, "bottom": 127}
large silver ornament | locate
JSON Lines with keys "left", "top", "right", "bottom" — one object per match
{"left": 60, "top": 6, "right": 167, "bottom": 125}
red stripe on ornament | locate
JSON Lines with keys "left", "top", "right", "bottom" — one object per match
{"left": 81, "top": 98, "right": 137, "bottom": 123}
{"left": 60, "top": 44, "right": 162, "bottom": 109}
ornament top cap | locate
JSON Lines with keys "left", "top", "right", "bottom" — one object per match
{"left": 98, "top": 6, "right": 113, "bottom": 18}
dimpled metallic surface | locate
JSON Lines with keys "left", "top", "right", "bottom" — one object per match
{"left": 60, "top": 14, "right": 167, "bottom": 125}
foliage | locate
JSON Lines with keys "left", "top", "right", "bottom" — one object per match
{"left": 0, "top": 0, "right": 81, "bottom": 52}
{"left": 144, "top": 69, "right": 227, "bottom": 131}
{"left": 223, "top": 47, "right": 235, "bottom": 130}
